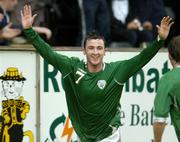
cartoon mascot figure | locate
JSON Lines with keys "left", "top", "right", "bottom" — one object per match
{"left": 0, "top": 67, "right": 33, "bottom": 142}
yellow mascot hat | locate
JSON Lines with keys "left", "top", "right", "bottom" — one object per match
{"left": 0, "top": 67, "right": 26, "bottom": 81}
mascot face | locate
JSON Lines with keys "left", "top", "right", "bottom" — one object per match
{"left": 0, "top": 67, "right": 26, "bottom": 100}
{"left": 2, "top": 80, "right": 24, "bottom": 99}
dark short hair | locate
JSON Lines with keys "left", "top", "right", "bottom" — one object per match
{"left": 83, "top": 31, "right": 106, "bottom": 48}
{"left": 168, "top": 35, "right": 180, "bottom": 62}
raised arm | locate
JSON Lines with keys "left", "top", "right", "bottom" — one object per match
{"left": 21, "top": 5, "right": 52, "bottom": 39}
{"left": 21, "top": 5, "right": 76, "bottom": 75}
{"left": 117, "top": 16, "right": 174, "bottom": 82}
{"left": 21, "top": 5, "right": 56, "bottom": 66}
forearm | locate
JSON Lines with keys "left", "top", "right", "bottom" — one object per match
{"left": 33, "top": 26, "right": 46, "bottom": 34}
{"left": 124, "top": 38, "right": 164, "bottom": 80}
{"left": 24, "top": 27, "right": 49, "bottom": 50}
{"left": 153, "top": 122, "right": 166, "bottom": 142}
{"left": 134, "top": 38, "right": 164, "bottom": 66}
{"left": 24, "top": 28, "right": 58, "bottom": 66}
{"left": 21, "top": 5, "right": 68, "bottom": 68}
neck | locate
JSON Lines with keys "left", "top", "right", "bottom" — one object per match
{"left": 87, "top": 63, "right": 103, "bottom": 73}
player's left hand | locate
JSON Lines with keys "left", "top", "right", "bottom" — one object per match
{"left": 156, "top": 16, "right": 174, "bottom": 40}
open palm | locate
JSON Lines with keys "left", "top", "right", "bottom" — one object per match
{"left": 157, "top": 16, "right": 174, "bottom": 40}
{"left": 21, "top": 5, "right": 37, "bottom": 29}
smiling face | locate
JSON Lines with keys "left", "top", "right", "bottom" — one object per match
{"left": 83, "top": 38, "right": 105, "bottom": 72}
{"left": 2, "top": 80, "right": 23, "bottom": 99}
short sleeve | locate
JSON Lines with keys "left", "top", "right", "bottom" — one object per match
{"left": 154, "top": 77, "right": 172, "bottom": 118}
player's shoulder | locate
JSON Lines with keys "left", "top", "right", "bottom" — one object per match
{"left": 70, "top": 57, "right": 85, "bottom": 67}
{"left": 70, "top": 56, "right": 81, "bottom": 62}
{"left": 107, "top": 60, "right": 125, "bottom": 70}
{"left": 162, "top": 68, "right": 180, "bottom": 79}
{"left": 109, "top": 60, "right": 124, "bottom": 66}
{"left": 159, "top": 69, "right": 177, "bottom": 85}
{"left": 160, "top": 71, "right": 171, "bottom": 82}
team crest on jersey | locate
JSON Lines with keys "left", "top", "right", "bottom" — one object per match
{"left": 97, "top": 80, "right": 106, "bottom": 90}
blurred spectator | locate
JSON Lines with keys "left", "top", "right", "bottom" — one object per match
{"left": 0, "top": 0, "right": 21, "bottom": 45}
{"left": 83, "top": 0, "right": 111, "bottom": 45}
{"left": 163, "top": 0, "right": 180, "bottom": 44}
{"left": 134, "top": 0, "right": 166, "bottom": 39}
{"left": 0, "top": 0, "right": 51, "bottom": 46}
{"left": 11, "top": 0, "right": 45, "bottom": 27}
{"left": 0, "top": 23, "right": 21, "bottom": 41}
{"left": 41, "top": 0, "right": 81, "bottom": 46}
{"left": 109, "top": 0, "right": 166, "bottom": 48}
{"left": 109, "top": 0, "right": 153, "bottom": 47}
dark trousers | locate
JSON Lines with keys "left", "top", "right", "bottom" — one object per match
{"left": 83, "top": 0, "right": 110, "bottom": 44}
{"left": 111, "top": 19, "right": 153, "bottom": 47}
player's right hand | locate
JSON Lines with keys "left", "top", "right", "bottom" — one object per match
{"left": 21, "top": 5, "right": 37, "bottom": 29}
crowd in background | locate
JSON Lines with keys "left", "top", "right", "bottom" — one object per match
{"left": 0, "top": 0, "right": 179, "bottom": 48}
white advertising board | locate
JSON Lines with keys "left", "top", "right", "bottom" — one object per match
{"left": 0, "top": 51, "right": 37, "bottom": 142}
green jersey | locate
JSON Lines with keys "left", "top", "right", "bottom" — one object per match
{"left": 24, "top": 28, "right": 163, "bottom": 142}
{"left": 154, "top": 67, "right": 180, "bottom": 141}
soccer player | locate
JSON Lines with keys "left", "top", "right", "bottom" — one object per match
{"left": 153, "top": 35, "right": 180, "bottom": 142}
{"left": 21, "top": 5, "right": 173, "bottom": 142}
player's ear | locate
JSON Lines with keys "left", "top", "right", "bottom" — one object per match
{"left": 104, "top": 48, "right": 107, "bottom": 55}
{"left": 83, "top": 48, "right": 86, "bottom": 55}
